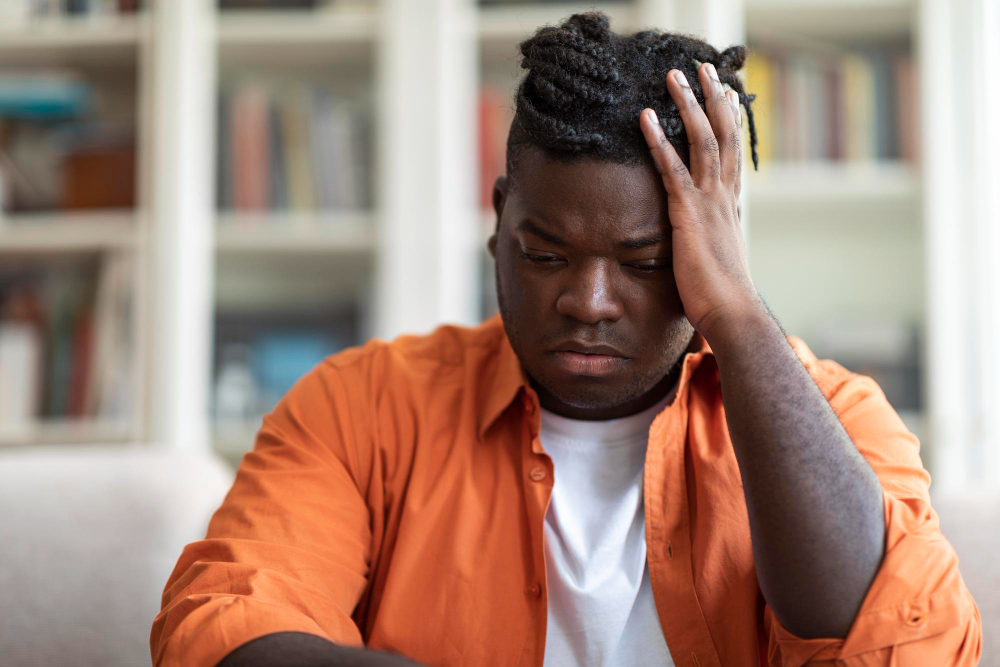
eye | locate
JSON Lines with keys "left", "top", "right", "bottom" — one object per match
{"left": 626, "top": 262, "right": 669, "bottom": 274}
{"left": 519, "top": 251, "right": 564, "bottom": 266}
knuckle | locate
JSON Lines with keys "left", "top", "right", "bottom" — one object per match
{"left": 669, "top": 160, "right": 690, "bottom": 179}
{"left": 700, "top": 135, "right": 719, "bottom": 155}
{"left": 727, "top": 130, "right": 742, "bottom": 152}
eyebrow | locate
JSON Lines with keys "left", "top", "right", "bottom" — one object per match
{"left": 618, "top": 234, "right": 665, "bottom": 249}
{"left": 516, "top": 218, "right": 665, "bottom": 250}
{"left": 516, "top": 219, "right": 568, "bottom": 246}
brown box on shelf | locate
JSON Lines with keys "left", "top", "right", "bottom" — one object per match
{"left": 61, "top": 143, "right": 136, "bottom": 210}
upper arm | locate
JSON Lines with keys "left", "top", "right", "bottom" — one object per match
{"left": 150, "top": 360, "right": 377, "bottom": 667}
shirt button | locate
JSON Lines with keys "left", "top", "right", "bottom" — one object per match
{"left": 526, "top": 583, "right": 542, "bottom": 598}
{"left": 528, "top": 466, "right": 546, "bottom": 482}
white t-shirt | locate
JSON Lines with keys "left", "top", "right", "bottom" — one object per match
{"left": 540, "top": 392, "right": 676, "bottom": 667}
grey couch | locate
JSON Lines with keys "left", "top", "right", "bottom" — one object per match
{"left": 0, "top": 445, "right": 995, "bottom": 666}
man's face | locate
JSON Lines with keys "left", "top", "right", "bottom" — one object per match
{"left": 489, "top": 146, "right": 695, "bottom": 420}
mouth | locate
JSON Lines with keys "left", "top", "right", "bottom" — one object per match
{"left": 547, "top": 341, "right": 629, "bottom": 377}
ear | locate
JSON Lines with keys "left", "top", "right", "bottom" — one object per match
{"left": 488, "top": 175, "right": 509, "bottom": 260}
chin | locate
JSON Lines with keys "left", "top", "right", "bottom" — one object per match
{"left": 533, "top": 369, "right": 646, "bottom": 410}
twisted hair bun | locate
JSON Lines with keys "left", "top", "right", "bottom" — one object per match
{"left": 506, "top": 11, "right": 759, "bottom": 188}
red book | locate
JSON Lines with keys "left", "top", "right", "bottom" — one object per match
{"left": 892, "top": 53, "right": 918, "bottom": 165}
{"left": 826, "top": 62, "right": 843, "bottom": 161}
{"left": 67, "top": 306, "right": 94, "bottom": 418}
{"left": 232, "top": 85, "right": 271, "bottom": 212}
{"left": 478, "top": 86, "right": 509, "bottom": 210}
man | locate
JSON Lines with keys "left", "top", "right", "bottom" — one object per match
{"left": 151, "top": 12, "right": 980, "bottom": 666}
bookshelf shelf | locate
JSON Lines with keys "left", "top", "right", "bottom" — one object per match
{"left": 746, "top": 161, "right": 918, "bottom": 206}
{"left": 478, "top": 2, "right": 637, "bottom": 60}
{"left": 217, "top": 7, "right": 377, "bottom": 67}
{"left": 215, "top": 211, "right": 376, "bottom": 254}
{"left": 746, "top": 0, "right": 914, "bottom": 41}
{"left": 0, "top": 211, "right": 137, "bottom": 253}
{"left": 0, "top": 419, "right": 133, "bottom": 447}
{"left": 0, "top": 14, "right": 144, "bottom": 67}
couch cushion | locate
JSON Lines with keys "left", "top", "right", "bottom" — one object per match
{"left": 0, "top": 445, "right": 234, "bottom": 667}
{"left": 933, "top": 490, "right": 1000, "bottom": 666}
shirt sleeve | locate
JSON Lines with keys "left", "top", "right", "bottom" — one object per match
{"left": 150, "top": 358, "right": 374, "bottom": 667}
{"left": 764, "top": 356, "right": 982, "bottom": 665}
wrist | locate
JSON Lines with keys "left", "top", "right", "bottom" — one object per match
{"left": 699, "top": 296, "right": 777, "bottom": 354}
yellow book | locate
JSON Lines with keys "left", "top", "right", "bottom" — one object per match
{"left": 743, "top": 50, "right": 775, "bottom": 165}
{"left": 841, "top": 53, "right": 876, "bottom": 162}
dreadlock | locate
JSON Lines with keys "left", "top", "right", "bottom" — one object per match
{"left": 506, "top": 10, "right": 759, "bottom": 191}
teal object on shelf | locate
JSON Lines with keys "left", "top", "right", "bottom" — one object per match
{"left": 0, "top": 78, "right": 93, "bottom": 119}
{"left": 253, "top": 331, "right": 339, "bottom": 409}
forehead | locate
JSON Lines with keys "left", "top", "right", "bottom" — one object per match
{"left": 509, "top": 147, "right": 668, "bottom": 237}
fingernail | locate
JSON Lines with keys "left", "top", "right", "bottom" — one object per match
{"left": 673, "top": 70, "right": 689, "bottom": 88}
{"left": 706, "top": 63, "right": 720, "bottom": 87}
{"left": 728, "top": 91, "right": 741, "bottom": 126}
{"left": 646, "top": 108, "right": 659, "bottom": 127}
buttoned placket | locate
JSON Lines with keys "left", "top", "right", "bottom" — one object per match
{"left": 644, "top": 354, "right": 723, "bottom": 667}
{"left": 519, "top": 388, "right": 554, "bottom": 667}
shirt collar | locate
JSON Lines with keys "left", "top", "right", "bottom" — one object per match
{"left": 477, "top": 315, "right": 715, "bottom": 438}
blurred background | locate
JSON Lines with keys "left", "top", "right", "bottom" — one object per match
{"left": 0, "top": 0, "right": 997, "bottom": 665}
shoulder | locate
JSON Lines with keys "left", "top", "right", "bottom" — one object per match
{"left": 315, "top": 315, "right": 508, "bottom": 394}
{"left": 785, "top": 335, "right": 881, "bottom": 399}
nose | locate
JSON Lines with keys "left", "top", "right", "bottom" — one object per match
{"left": 555, "top": 260, "right": 625, "bottom": 324}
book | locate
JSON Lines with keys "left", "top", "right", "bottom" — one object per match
{"left": 231, "top": 83, "right": 271, "bottom": 211}
{"left": 744, "top": 50, "right": 776, "bottom": 164}
{"left": 0, "top": 322, "right": 43, "bottom": 430}
{"left": 85, "top": 253, "right": 133, "bottom": 420}
{"left": 279, "top": 84, "right": 317, "bottom": 211}
{"left": 478, "top": 85, "right": 512, "bottom": 210}
{"left": 0, "top": 73, "right": 93, "bottom": 119}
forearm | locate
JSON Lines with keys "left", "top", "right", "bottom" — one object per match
{"left": 705, "top": 306, "right": 885, "bottom": 639}
{"left": 217, "top": 632, "right": 425, "bottom": 667}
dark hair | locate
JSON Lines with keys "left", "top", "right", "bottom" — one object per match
{"left": 506, "top": 10, "right": 758, "bottom": 190}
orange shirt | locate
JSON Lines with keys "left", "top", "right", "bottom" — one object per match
{"left": 151, "top": 315, "right": 981, "bottom": 666}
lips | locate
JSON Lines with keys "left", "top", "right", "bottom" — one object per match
{"left": 548, "top": 341, "right": 629, "bottom": 376}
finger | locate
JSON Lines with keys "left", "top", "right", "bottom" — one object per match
{"left": 666, "top": 67, "right": 719, "bottom": 186}
{"left": 639, "top": 107, "right": 695, "bottom": 196}
{"left": 726, "top": 89, "right": 744, "bottom": 198}
{"left": 698, "top": 62, "right": 741, "bottom": 189}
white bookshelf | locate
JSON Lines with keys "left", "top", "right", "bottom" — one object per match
{"left": 0, "top": 211, "right": 137, "bottom": 252}
{"left": 217, "top": 7, "right": 377, "bottom": 67}
{"left": 0, "top": 14, "right": 144, "bottom": 66}
{"left": 1, "top": 0, "right": 997, "bottom": 487}
{"left": 215, "top": 211, "right": 376, "bottom": 254}
{"left": 745, "top": 0, "right": 914, "bottom": 42}
{"left": 0, "top": 419, "right": 132, "bottom": 447}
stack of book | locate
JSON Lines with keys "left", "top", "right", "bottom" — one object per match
{"left": 0, "top": 72, "right": 136, "bottom": 213}
{"left": 0, "top": 256, "right": 133, "bottom": 436}
{"left": 216, "top": 81, "right": 372, "bottom": 213}
{"left": 743, "top": 46, "right": 918, "bottom": 164}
